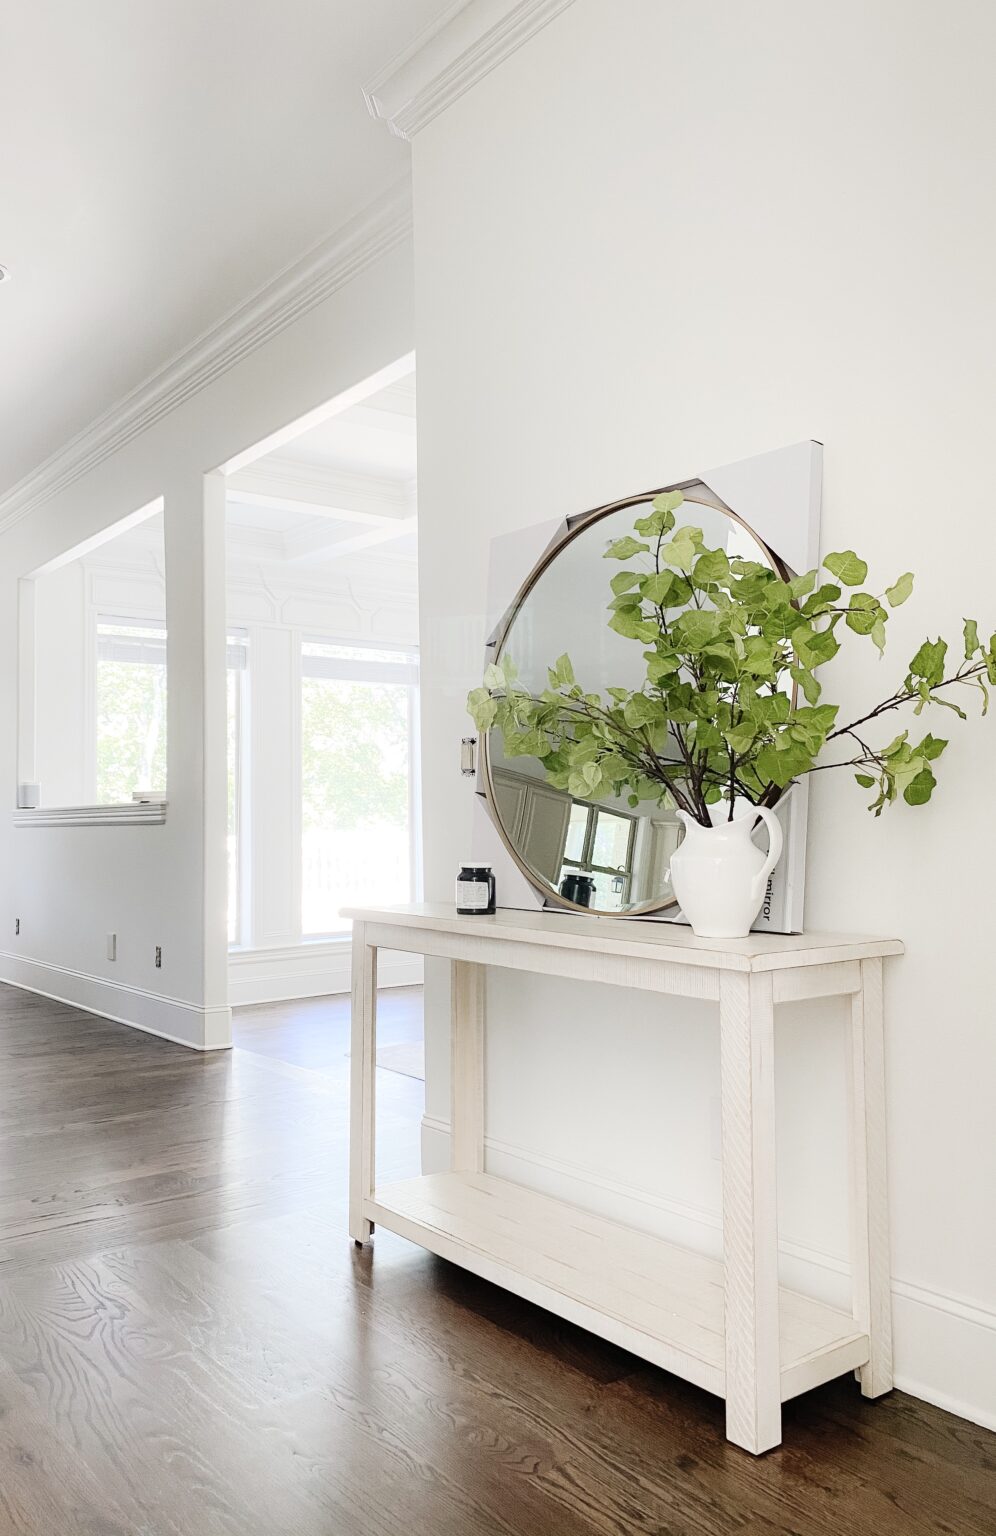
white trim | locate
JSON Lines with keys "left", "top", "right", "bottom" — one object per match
{"left": 0, "top": 182, "right": 413, "bottom": 534}
{"left": 420, "top": 1114, "right": 996, "bottom": 1434}
{"left": 363, "top": 0, "right": 577, "bottom": 141}
{"left": 13, "top": 802, "right": 168, "bottom": 828}
{"left": 0, "top": 953, "right": 230, "bottom": 1050}
{"left": 229, "top": 940, "right": 423, "bottom": 1007}
{"left": 228, "top": 459, "right": 416, "bottom": 524}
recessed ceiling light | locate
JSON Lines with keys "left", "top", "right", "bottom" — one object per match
{"left": 0, "top": 266, "right": 11, "bottom": 283}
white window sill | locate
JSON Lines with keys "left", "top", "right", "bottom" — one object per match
{"left": 13, "top": 802, "right": 168, "bottom": 828}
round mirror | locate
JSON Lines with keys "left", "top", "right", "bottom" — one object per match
{"left": 481, "top": 489, "right": 787, "bottom": 915}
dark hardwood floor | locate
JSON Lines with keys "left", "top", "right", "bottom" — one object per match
{"left": 0, "top": 980, "right": 990, "bottom": 1535}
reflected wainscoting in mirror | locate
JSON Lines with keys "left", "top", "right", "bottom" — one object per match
{"left": 471, "top": 442, "right": 823, "bottom": 934}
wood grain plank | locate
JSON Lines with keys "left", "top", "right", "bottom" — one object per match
{"left": 0, "top": 980, "right": 987, "bottom": 1536}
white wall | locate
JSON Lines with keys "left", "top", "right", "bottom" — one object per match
{"left": 413, "top": 0, "right": 996, "bottom": 1428}
{"left": 6, "top": 498, "right": 423, "bottom": 1015}
{"left": 0, "top": 234, "right": 415, "bottom": 1047}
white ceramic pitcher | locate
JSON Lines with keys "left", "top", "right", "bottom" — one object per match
{"left": 669, "top": 799, "right": 784, "bottom": 939}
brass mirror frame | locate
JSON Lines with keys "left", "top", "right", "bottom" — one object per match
{"left": 479, "top": 480, "right": 792, "bottom": 918}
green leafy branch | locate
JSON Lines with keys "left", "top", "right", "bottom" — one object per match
{"left": 468, "top": 491, "right": 996, "bottom": 825}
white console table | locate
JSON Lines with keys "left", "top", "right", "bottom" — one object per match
{"left": 346, "top": 903, "right": 902, "bottom": 1455}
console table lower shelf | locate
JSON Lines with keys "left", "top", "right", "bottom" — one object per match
{"left": 366, "top": 1169, "right": 868, "bottom": 1405}
{"left": 346, "top": 903, "right": 903, "bottom": 1456}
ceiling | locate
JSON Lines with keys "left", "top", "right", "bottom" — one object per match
{"left": 226, "top": 368, "right": 418, "bottom": 568}
{"left": 46, "top": 368, "right": 418, "bottom": 590}
{"left": 0, "top": 1, "right": 446, "bottom": 498}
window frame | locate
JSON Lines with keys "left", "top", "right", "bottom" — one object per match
{"left": 226, "top": 629, "right": 250, "bottom": 948}
{"left": 299, "top": 634, "right": 421, "bottom": 939}
{"left": 89, "top": 611, "right": 169, "bottom": 807}
{"left": 559, "top": 801, "right": 638, "bottom": 906}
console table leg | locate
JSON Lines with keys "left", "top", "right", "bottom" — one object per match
{"left": 451, "top": 961, "right": 485, "bottom": 1172}
{"left": 720, "top": 970, "right": 781, "bottom": 1454}
{"left": 848, "top": 956, "right": 894, "bottom": 1397}
{"left": 349, "top": 927, "right": 377, "bottom": 1243}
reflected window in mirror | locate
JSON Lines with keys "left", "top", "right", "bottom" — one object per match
{"left": 558, "top": 803, "right": 636, "bottom": 912}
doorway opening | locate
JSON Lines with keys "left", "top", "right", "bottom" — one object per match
{"left": 221, "top": 358, "right": 422, "bottom": 1175}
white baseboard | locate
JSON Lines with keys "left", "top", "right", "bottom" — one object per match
{"left": 0, "top": 952, "right": 231, "bottom": 1050}
{"left": 421, "top": 1114, "right": 996, "bottom": 1434}
{"left": 229, "top": 940, "right": 423, "bottom": 1006}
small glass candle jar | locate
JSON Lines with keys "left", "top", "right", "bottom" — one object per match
{"left": 456, "top": 863, "right": 496, "bottom": 915}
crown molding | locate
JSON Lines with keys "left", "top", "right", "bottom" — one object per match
{"left": 0, "top": 180, "right": 413, "bottom": 539}
{"left": 363, "top": 0, "right": 576, "bottom": 141}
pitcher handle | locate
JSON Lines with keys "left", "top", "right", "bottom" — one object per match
{"left": 750, "top": 805, "right": 784, "bottom": 903}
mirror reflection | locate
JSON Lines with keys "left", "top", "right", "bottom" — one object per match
{"left": 481, "top": 493, "right": 782, "bottom": 914}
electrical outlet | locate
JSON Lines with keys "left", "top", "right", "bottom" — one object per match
{"left": 14, "top": 918, "right": 19, "bottom": 936}
{"left": 155, "top": 945, "right": 162, "bottom": 969}
{"left": 107, "top": 933, "right": 117, "bottom": 962}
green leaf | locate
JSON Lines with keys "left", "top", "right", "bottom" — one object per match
{"left": 963, "top": 618, "right": 980, "bottom": 659}
{"left": 674, "top": 609, "right": 721, "bottom": 649}
{"left": 903, "top": 765, "right": 937, "bottom": 806}
{"left": 552, "top": 652, "right": 575, "bottom": 688}
{"left": 483, "top": 662, "right": 505, "bottom": 690}
{"left": 792, "top": 624, "right": 839, "bottom": 669}
{"left": 604, "top": 536, "right": 650, "bottom": 561}
{"left": 855, "top": 773, "right": 876, "bottom": 788}
{"left": 623, "top": 694, "right": 660, "bottom": 728}
{"left": 908, "top": 637, "right": 947, "bottom": 688}
{"left": 741, "top": 634, "right": 778, "bottom": 678}
{"left": 787, "top": 570, "right": 817, "bottom": 600}
{"left": 640, "top": 570, "right": 677, "bottom": 605}
{"left": 755, "top": 740, "right": 815, "bottom": 788}
{"left": 917, "top": 733, "right": 948, "bottom": 761}
{"left": 845, "top": 607, "right": 877, "bottom": 636}
{"left": 645, "top": 652, "right": 681, "bottom": 683}
{"left": 824, "top": 549, "right": 869, "bottom": 587}
{"left": 660, "top": 530, "right": 699, "bottom": 572}
{"left": 789, "top": 665, "right": 821, "bottom": 704}
{"left": 801, "top": 583, "right": 843, "bottom": 616}
{"left": 634, "top": 491, "right": 682, "bottom": 537}
{"left": 518, "top": 728, "right": 551, "bottom": 758}
{"left": 610, "top": 569, "right": 641, "bottom": 596}
{"left": 693, "top": 548, "right": 731, "bottom": 584}
{"left": 609, "top": 607, "right": 659, "bottom": 642}
{"left": 885, "top": 571, "right": 914, "bottom": 607}
{"left": 653, "top": 490, "right": 684, "bottom": 517}
{"left": 466, "top": 687, "right": 497, "bottom": 731}
{"left": 724, "top": 723, "right": 758, "bottom": 755}
{"left": 870, "top": 617, "right": 887, "bottom": 656}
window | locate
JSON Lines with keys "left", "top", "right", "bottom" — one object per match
{"left": 300, "top": 639, "right": 419, "bottom": 935}
{"left": 21, "top": 497, "right": 166, "bottom": 814}
{"left": 227, "top": 631, "right": 249, "bottom": 945}
{"left": 95, "top": 619, "right": 168, "bottom": 803}
{"left": 559, "top": 802, "right": 636, "bottom": 912}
